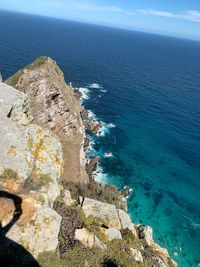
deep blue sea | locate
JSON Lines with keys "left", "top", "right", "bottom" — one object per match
{"left": 0, "top": 11, "right": 200, "bottom": 267}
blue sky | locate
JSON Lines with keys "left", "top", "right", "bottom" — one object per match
{"left": 0, "top": 0, "right": 200, "bottom": 40}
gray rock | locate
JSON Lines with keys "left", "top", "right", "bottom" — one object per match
{"left": 7, "top": 205, "right": 61, "bottom": 258}
{"left": 130, "top": 248, "right": 143, "bottom": 263}
{"left": 82, "top": 198, "right": 121, "bottom": 229}
{"left": 75, "top": 228, "right": 107, "bottom": 250}
{"left": 105, "top": 228, "right": 122, "bottom": 241}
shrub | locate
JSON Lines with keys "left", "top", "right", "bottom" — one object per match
{"left": 64, "top": 180, "right": 126, "bottom": 210}
{"left": 63, "top": 245, "right": 104, "bottom": 267}
{"left": 38, "top": 252, "right": 68, "bottom": 267}
{"left": 40, "top": 173, "right": 52, "bottom": 186}
{"left": 0, "top": 168, "right": 18, "bottom": 180}
{"left": 106, "top": 239, "right": 144, "bottom": 267}
{"left": 53, "top": 202, "right": 84, "bottom": 256}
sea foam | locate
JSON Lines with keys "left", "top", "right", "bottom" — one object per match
{"left": 79, "top": 87, "right": 90, "bottom": 101}
{"left": 88, "top": 83, "right": 102, "bottom": 89}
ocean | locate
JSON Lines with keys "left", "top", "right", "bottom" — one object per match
{"left": 0, "top": 11, "right": 200, "bottom": 267}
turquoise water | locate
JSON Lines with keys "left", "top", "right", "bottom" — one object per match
{"left": 0, "top": 11, "right": 200, "bottom": 266}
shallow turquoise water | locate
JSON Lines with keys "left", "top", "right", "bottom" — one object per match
{"left": 0, "top": 11, "right": 200, "bottom": 266}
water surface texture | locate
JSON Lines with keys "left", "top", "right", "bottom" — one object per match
{"left": 0, "top": 11, "right": 200, "bottom": 267}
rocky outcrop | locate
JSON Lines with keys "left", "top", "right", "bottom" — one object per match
{"left": 104, "top": 228, "right": 122, "bottom": 241}
{"left": 75, "top": 228, "right": 107, "bottom": 250}
{"left": 80, "top": 197, "right": 177, "bottom": 267}
{"left": 81, "top": 197, "right": 121, "bottom": 229}
{"left": 1, "top": 58, "right": 177, "bottom": 267}
{"left": 0, "top": 81, "right": 63, "bottom": 258}
{"left": 6, "top": 57, "right": 89, "bottom": 184}
{"left": 86, "top": 156, "right": 100, "bottom": 179}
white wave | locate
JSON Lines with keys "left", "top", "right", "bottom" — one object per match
{"left": 100, "top": 89, "right": 107, "bottom": 93}
{"left": 191, "top": 223, "right": 200, "bottom": 229}
{"left": 87, "top": 138, "right": 95, "bottom": 154}
{"left": 107, "top": 123, "right": 116, "bottom": 128}
{"left": 79, "top": 87, "right": 90, "bottom": 101}
{"left": 93, "top": 164, "right": 108, "bottom": 184}
{"left": 97, "top": 122, "right": 116, "bottom": 137}
{"left": 88, "top": 83, "right": 102, "bottom": 89}
{"left": 104, "top": 152, "right": 114, "bottom": 158}
{"left": 87, "top": 109, "right": 96, "bottom": 119}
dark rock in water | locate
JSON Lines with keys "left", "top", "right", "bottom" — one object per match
{"left": 153, "top": 191, "right": 163, "bottom": 207}
{"left": 134, "top": 202, "right": 139, "bottom": 209}
{"left": 121, "top": 186, "right": 131, "bottom": 198}
{"left": 142, "top": 181, "right": 153, "bottom": 192}
{"left": 84, "top": 137, "right": 90, "bottom": 151}
{"left": 81, "top": 109, "right": 89, "bottom": 121}
{"left": 84, "top": 119, "right": 102, "bottom": 135}
{"left": 86, "top": 156, "right": 100, "bottom": 179}
{"left": 137, "top": 224, "right": 146, "bottom": 239}
{"left": 81, "top": 109, "right": 102, "bottom": 135}
{"left": 164, "top": 208, "right": 172, "bottom": 216}
{"left": 73, "top": 88, "right": 82, "bottom": 101}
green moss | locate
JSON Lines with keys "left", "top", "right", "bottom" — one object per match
{"left": 5, "top": 56, "right": 50, "bottom": 88}
{"left": 106, "top": 239, "right": 144, "bottom": 267}
{"left": 55, "top": 187, "right": 65, "bottom": 204}
{"left": 63, "top": 245, "right": 104, "bottom": 267}
{"left": 0, "top": 168, "right": 18, "bottom": 180}
{"left": 40, "top": 173, "right": 52, "bottom": 186}
{"left": 121, "top": 228, "right": 142, "bottom": 250}
{"left": 38, "top": 252, "right": 68, "bottom": 267}
{"left": 37, "top": 195, "right": 46, "bottom": 205}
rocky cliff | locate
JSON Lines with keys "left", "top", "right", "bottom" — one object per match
{"left": 0, "top": 57, "right": 177, "bottom": 267}
{"left": 6, "top": 57, "right": 88, "bottom": 184}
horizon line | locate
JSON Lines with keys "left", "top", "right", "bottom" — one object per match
{"left": 1, "top": 8, "right": 200, "bottom": 42}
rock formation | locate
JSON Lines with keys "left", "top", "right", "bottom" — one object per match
{"left": 0, "top": 57, "right": 177, "bottom": 267}
{"left": 6, "top": 57, "right": 88, "bottom": 184}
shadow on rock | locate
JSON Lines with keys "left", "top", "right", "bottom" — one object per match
{"left": 0, "top": 190, "right": 40, "bottom": 267}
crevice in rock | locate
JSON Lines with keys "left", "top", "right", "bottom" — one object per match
{"left": 7, "top": 107, "right": 13, "bottom": 118}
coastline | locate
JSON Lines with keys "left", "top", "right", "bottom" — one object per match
{"left": 75, "top": 82, "right": 177, "bottom": 266}
{"left": 1, "top": 57, "right": 177, "bottom": 267}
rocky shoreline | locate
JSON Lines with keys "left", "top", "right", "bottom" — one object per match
{"left": 0, "top": 57, "right": 177, "bottom": 267}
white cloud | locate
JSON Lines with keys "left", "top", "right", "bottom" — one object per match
{"left": 138, "top": 9, "right": 200, "bottom": 22}
{"left": 42, "top": 1, "right": 135, "bottom": 16}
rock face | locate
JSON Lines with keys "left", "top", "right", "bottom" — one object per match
{"left": 75, "top": 228, "right": 107, "bottom": 250}
{"left": 1, "top": 58, "right": 177, "bottom": 267}
{"left": 6, "top": 57, "right": 89, "bottom": 184}
{"left": 82, "top": 197, "right": 121, "bottom": 229}
{"left": 105, "top": 228, "right": 122, "bottom": 241}
{"left": 0, "top": 81, "right": 62, "bottom": 258}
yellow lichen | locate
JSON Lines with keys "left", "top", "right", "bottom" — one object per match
{"left": 7, "top": 146, "right": 17, "bottom": 156}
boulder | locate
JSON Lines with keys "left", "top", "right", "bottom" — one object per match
{"left": 130, "top": 248, "right": 143, "bottom": 263}
{"left": 82, "top": 198, "right": 121, "bottom": 229}
{"left": 75, "top": 228, "right": 107, "bottom": 250}
{"left": 105, "top": 228, "right": 122, "bottom": 241}
{"left": 137, "top": 225, "right": 153, "bottom": 246}
{"left": 63, "top": 189, "right": 76, "bottom": 207}
{"left": 0, "top": 193, "right": 61, "bottom": 258}
{"left": 118, "top": 209, "right": 137, "bottom": 237}
{"left": 7, "top": 204, "right": 61, "bottom": 258}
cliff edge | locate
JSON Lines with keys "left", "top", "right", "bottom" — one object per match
{"left": 0, "top": 57, "right": 177, "bottom": 267}
{"left": 6, "top": 57, "right": 88, "bottom": 184}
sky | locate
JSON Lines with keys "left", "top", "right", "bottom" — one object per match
{"left": 0, "top": 0, "right": 200, "bottom": 40}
